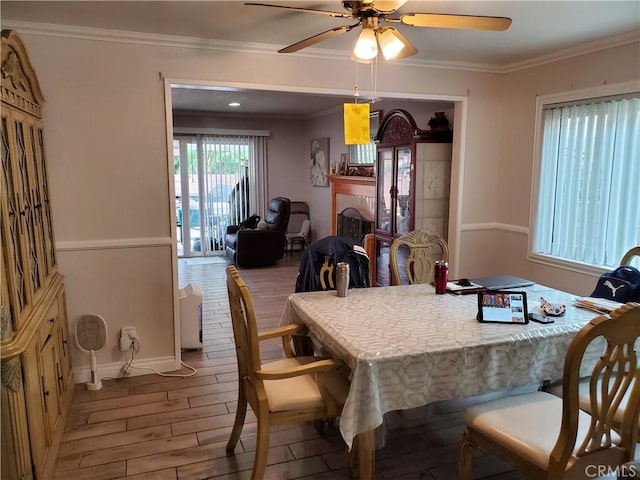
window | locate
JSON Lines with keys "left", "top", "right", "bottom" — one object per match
{"left": 348, "top": 141, "right": 376, "bottom": 166}
{"left": 347, "top": 110, "right": 381, "bottom": 166}
{"left": 532, "top": 87, "right": 639, "bottom": 270}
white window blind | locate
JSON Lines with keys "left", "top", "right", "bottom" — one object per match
{"left": 348, "top": 141, "right": 376, "bottom": 166}
{"left": 174, "top": 133, "right": 268, "bottom": 256}
{"left": 533, "top": 95, "right": 640, "bottom": 268}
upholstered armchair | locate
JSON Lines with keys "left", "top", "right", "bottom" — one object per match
{"left": 224, "top": 197, "right": 291, "bottom": 268}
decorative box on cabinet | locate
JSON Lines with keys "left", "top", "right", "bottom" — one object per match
{"left": 373, "top": 109, "right": 452, "bottom": 286}
{"left": 1, "top": 30, "right": 75, "bottom": 479}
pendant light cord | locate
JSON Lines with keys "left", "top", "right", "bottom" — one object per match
{"left": 370, "top": 56, "right": 378, "bottom": 105}
{"left": 353, "top": 56, "right": 378, "bottom": 105}
{"left": 354, "top": 59, "right": 360, "bottom": 103}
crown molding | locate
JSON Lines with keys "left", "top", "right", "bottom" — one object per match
{"left": 500, "top": 31, "right": 640, "bottom": 73}
{"left": 2, "top": 20, "right": 637, "bottom": 75}
{"left": 0, "top": 20, "right": 504, "bottom": 73}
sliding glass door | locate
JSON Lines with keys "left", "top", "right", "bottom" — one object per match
{"left": 173, "top": 134, "right": 257, "bottom": 257}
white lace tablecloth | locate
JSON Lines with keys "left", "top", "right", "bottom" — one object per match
{"left": 280, "top": 283, "right": 598, "bottom": 448}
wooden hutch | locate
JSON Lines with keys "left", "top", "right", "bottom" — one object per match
{"left": 1, "top": 30, "right": 75, "bottom": 479}
{"left": 373, "top": 109, "right": 452, "bottom": 285}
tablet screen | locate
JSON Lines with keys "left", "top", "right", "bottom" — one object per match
{"left": 477, "top": 291, "right": 528, "bottom": 324}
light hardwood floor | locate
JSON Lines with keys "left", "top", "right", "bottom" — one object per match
{"left": 54, "top": 253, "right": 526, "bottom": 480}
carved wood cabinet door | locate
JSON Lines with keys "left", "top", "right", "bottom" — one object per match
{"left": 1, "top": 29, "right": 74, "bottom": 480}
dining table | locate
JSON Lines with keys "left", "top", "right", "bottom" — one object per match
{"left": 279, "top": 282, "right": 603, "bottom": 479}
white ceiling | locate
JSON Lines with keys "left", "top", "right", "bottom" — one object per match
{"left": 3, "top": 1, "right": 639, "bottom": 116}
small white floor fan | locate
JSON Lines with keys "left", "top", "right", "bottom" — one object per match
{"left": 76, "top": 314, "right": 107, "bottom": 391}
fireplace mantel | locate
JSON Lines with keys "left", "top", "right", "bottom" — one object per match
{"left": 328, "top": 175, "right": 376, "bottom": 235}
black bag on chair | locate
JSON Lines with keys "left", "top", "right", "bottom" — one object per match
{"left": 590, "top": 265, "right": 640, "bottom": 302}
{"left": 295, "top": 236, "right": 370, "bottom": 293}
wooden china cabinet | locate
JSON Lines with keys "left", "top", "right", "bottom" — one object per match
{"left": 1, "top": 30, "right": 75, "bottom": 479}
{"left": 373, "top": 109, "right": 452, "bottom": 286}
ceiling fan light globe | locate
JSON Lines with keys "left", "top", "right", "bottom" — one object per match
{"left": 377, "top": 28, "right": 405, "bottom": 60}
{"left": 354, "top": 27, "right": 378, "bottom": 60}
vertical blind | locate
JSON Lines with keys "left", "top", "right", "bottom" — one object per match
{"left": 201, "top": 134, "right": 251, "bottom": 226}
{"left": 534, "top": 95, "right": 640, "bottom": 267}
{"left": 199, "top": 133, "right": 268, "bottom": 225}
{"left": 174, "top": 132, "right": 268, "bottom": 255}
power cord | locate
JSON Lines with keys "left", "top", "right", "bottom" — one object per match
{"left": 118, "top": 340, "right": 197, "bottom": 378}
{"left": 129, "top": 360, "right": 197, "bottom": 377}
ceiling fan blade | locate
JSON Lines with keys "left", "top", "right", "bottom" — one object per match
{"left": 279, "top": 23, "right": 360, "bottom": 53}
{"left": 372, "top": 0, "right": 408, "bottom": 14}
{"left": 244, "top": 2, "right": 353, "bottom": 19}
{"left": 400, "top": 13, "right": 512, "bottom": 31}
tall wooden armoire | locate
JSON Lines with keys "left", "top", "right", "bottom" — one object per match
{"left": 1, "top": 30, "right": 75, "bottom": 479}
{"left": 373, "top": 109, "right": 453, "bottom": 286}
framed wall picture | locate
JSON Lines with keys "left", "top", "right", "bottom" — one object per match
{"left": 310, "top": 137, "right": 329, "bottom": 187}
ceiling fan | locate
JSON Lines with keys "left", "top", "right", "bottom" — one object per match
{"left": 245, "top": 0, "right": 512, "bottom": 61}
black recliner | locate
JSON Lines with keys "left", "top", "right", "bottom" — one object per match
{"left": 224, "top": 197, "right": 291, "bottom": 268}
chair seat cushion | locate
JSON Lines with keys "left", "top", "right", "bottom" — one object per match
{"left": 262, "top": 356, "right": 350, "bottom": 413}
{"left": 464, "top": 391, "right": 618, "bottom": 470}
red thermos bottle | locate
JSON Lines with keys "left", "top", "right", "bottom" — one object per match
{"left": 434, "top": 261, "right": 448, "bottom": 294}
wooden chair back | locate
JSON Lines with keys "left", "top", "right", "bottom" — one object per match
{"left": 620, "top": 246, "right": 640, "bottom": 267}
{"left": 363, "top": 233, "right": 376, "bottom": 286}
{"left": 549, "top": 302, "right": 640, "bottom": 477}
{"left": 226, "top": 265, "right": 351, "bottom": 479}
{"left": 389, "top": 230, "right": 449, "bottom": 285}
{"left": 226, "top": 265, "right": 265, "bottom": 410}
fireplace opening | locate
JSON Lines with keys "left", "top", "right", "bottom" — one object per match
{"left": 337, "top": 207, "right": 373, "bottom": 244}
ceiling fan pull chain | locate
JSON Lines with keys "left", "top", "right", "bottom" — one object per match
{"left": 353, "top": 60, "right": 360, "bottom": 104}
{"left": 370, "top": 57, "right": 377, "bottom": 104}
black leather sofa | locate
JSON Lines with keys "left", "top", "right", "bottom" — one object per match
{"left": 224, "top": 197, "right": 291, "bottom": 268}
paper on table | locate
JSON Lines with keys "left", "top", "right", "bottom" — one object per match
{"left": 446, "top": 281, "right": 484, "bottom": 293}
{"left": 574, "top": 297, "right": 624, "bottom": 314}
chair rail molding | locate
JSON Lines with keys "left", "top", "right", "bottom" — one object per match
{"left": 56, "top": 236, "right": 173, "bottom": 251}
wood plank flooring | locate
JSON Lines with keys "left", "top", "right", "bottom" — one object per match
{"left": 54, "top": 253, "right": 527, "bottom": 480}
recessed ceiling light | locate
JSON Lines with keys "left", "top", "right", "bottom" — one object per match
{"left": 229, "top": 102, "right": 240, "bottom": 107}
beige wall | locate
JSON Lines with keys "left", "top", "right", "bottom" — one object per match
{"left": 6, "top": 26, "right": 638, "bottom": 381}
{"left": 486, "top": 42, "right": 640, "bottom": 295}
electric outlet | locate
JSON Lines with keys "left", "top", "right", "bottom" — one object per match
{"left": 120, "top": 327, "right": 137, "bottom": 351}
{"left": 122, "top": 326, "right": 136, "bottom": 338}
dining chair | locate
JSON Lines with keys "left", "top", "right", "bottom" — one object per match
{"left": 286, "top": 218, "right": 311, "bottom": 256}
{"left": 363, "top": 233, "right": 376, "bottom": 286}
{"left": 389, "top": 230, "right": 449, "bottom": 285}
{"left": 545, "top": 245, "right": 640, "bottom": 414}
{"left": 621, "top": 246, "right": 640, "bottom": 268}
{"left": 225, "top": 265, "right": 350, "bottom": 480}
{"left": 458, "top": 302, "right": 640, "bottom": 480}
